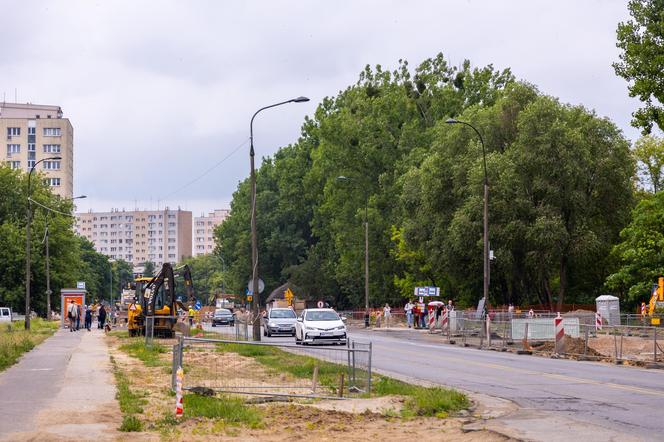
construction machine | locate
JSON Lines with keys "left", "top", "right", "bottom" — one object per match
{"left": 647, "top": 276, "right": 664, "bottom": 316}
{"left": 126, "top": 263, "right": 197, "bottom": 338}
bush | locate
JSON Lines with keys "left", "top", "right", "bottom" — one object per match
{"left": 119, "top": 415, "right": 143, "bottom": 432}
{"left": 183, "top": 394, "right": 263, "bottom": 428}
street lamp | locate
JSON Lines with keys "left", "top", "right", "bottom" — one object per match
{"left": 44, "top": 194, "right": 86, "bottom": 320}
{"left": 249, "top": 96, "right": 309, "bottom": 341}
{"left": 24, "top": 156, "right": 62, "bottom": 330}
{"left": 336, "top": 176, "right": 370, "bottom": 327}
{"left": 446, "top": 118, "right": 489, "bottom": 316}
{"left": 108, "top": 258, "right": 115, "bottom": 309}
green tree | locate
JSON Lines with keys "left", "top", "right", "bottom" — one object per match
{"left": 142, "top": 261, "right": 155, "bottom": 277}
{"left": 606, "top": 191, "right": 664, "bottom": 307}
{"left": 179, "top": 254, "right": 225, "bottom": 304}
{"left": 633, "top": 135, "right": 664, "bottom": 193}
{"left": 614, "top": 0, "right": 664, "bottom": 133}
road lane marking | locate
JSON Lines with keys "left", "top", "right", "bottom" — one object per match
{"left": 372, "top": 343, "right": 664, "bottom": 398}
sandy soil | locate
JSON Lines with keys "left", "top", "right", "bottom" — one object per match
{"left": 106, "top": 335, "right": 514, "bottom": 441}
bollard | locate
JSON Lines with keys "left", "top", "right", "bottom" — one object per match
{"left": 486, "top": 315, "right": 492, "bottom": 348}
{"left": 584, "top": 327, "right": 589, "bottom": 357}
{"left": 554, "top": 317, "right": 565, "bottom": 355}
{"left": 338, "top": 373, "right": 345, "bottom": 398}
{"left": 175, "top": 366, "right": 184, "bottom": 418}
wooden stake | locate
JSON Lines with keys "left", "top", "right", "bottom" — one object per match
{"left": 312, "top": 364, "right": 319, "bottom": 394}
{"left": 338, "top": 373, "right": 345, "bottom": 398}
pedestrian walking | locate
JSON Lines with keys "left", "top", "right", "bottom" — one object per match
{"left": 98, "top": 305, "right": 107, "bottom": 330}
{"left": 383, "top": 303, "right": 391, "bottom": 328}
{"left": 375, "top": 311, "right": 382, "bottom": 328}
{"left": 84, "top": 305, "right": 92, "bottom": 331}
{"left": 404, "top": 300, "right": 414, "bottom": 328}
{"left": 76, "top": 304, "right": 82, "bottom": 330}
{"left": 447, "top": 299, "right": 454, "bottom": 311}
{"left": 67, "top": 300, "right": 78, "bottom": 332}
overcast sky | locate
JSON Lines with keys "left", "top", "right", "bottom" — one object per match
{"left": 1, "top": 0, "right": 640, "bottom": 216}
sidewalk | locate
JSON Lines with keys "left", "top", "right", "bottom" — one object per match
{"left": 0, "top": 328, "right": 120, "bottom": 441}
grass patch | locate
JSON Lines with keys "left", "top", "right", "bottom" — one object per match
{"left": 402, "top": 387, "right": 469, "bottom": 417}
{"left": 214, "top": 343, "right": 469, "bottom": 418}
{"left": 0, "top": 318, "right": 58, "bottom": 372}
{"left": 119, "top": 339, "right": 167, "bottom": 367}
{"left": 215, "top": 343, "right": 347, "bottom": 389}
{"left": 183, "top": 394, "right": 263, "bottom": 428}
{"left": 119, "top": 415, "right": 143, "bottom": 432}
{"left": 112, "top": 359, "right": 148, "bottom": 414}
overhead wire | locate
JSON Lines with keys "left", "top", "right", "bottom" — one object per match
{"left": 160, "top": 137, "right": 250, "bottom": 201}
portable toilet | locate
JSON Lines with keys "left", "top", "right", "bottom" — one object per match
{"left": 595, "top": 295, "right": 620, "bottom": 326}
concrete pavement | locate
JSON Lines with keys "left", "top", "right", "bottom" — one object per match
{"left": 0, "top": 328, "right": 120, "bottom": 441}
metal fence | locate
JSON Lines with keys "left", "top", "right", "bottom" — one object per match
{"left": 433, "top": 316, "right": 663, "bottom": 367}
{"left": 172, "top": 336, "right": 372, "bottom": 399}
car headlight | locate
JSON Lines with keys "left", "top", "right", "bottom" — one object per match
{"left": 306, "top": 326, "right": 321, "bottom": 331}
{"left": 334, "top": 325, "right": 345, "bottom": 330}
{"left": 268, "top": 322, "right": 276, "bottom": 327}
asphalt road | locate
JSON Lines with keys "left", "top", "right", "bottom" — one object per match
{"left": 205, "top": 324, "right": 664, "bottom": 441}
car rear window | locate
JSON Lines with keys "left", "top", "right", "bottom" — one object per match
{"left": 270, "top": 309, "right": 295, "bottom": 318}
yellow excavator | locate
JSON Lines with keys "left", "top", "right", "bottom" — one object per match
{"left": 127, "top": 263, "right": 196, "bottom": 338}
{"left": 646, "top": 277, "right": 664, "bottom": 316}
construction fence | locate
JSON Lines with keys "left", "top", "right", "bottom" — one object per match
{"left": 429, "top": 314, "right": 664, "bottom": 367}
{"left": 171, "top": 335, "right": 372, "bottom": 399}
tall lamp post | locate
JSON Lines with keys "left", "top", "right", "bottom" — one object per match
{"left": 446, "top": 119, "right": 489, "bottom": 316}
{"left": 108, "top": 258, "right": 116, "bottom": 309}
{"left": 336, "top": 176, "right": 370, "bottom": 327}
{"left": 25, "top": 155, "right": 62, "bottom": 330}
{"left": 44, "top": 195, "right": 86, "bottom": 320}
{"left": 249, "top": 96, "right": 309, "bottom": 341}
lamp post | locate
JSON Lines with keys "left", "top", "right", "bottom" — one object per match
{"left": 108, "top": 258, "right": 115, "bottom": 309}
{"left": 44, "top": 195, "right": 86, "bottom": 320}
{"left": 336, "top": 176, "right": 370, "bottom": 327}
{"left": 446, "top": 119, "right": 489, "bottom": 316}
{"left": 249, "top": 96, "right": 309, "bottom": 341}
{"left": 25, "top": 156, "right": 62, "bottom": 330}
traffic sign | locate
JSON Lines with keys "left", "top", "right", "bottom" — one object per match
{"left": 76, "top": 281, "right": 86, "bottom": 290}
{"left": 317, "top": 300, "right": 324, "bottom": 308}
{"left": 247, "top": 278, "right": 265, "bottom": 294}
{"left": 194, "top": 300, "right": 202, "bottom": 310}
{"left": 284, "top": 288, "right": 294, "bottom": 306}
{"left": 247, "top": 295, "right": 253, "bottom": 302}
{"left": 414, "top": 286, "right": 440, "bottom": 297}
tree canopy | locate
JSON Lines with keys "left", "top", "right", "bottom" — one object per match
{"left": 215, "top": 54, "right": 637, "bottom": 311}
{"left": 614, "top": 0, "right": 664, "bottom": 134}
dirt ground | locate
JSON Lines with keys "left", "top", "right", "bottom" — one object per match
{"left": 106, "top": 335, "right": 515, "bottom": 441}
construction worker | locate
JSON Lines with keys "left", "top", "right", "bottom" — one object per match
{"left": 188, "top": 306, "right": 195, "bottom": 326}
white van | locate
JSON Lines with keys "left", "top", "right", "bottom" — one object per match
{"left": 0, "top": 307, "right": 12, "bottom": 323}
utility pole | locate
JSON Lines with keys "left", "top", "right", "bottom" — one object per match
{"left": 44, "top": 216, "right": 52, "bottom": 321}
{"left": 249, "top": 96, "right": 309, "bottom": 341}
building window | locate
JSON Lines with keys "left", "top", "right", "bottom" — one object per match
{"left": 43, "top": 144, "right": 61, "bottom": 153}
{"left": 28, "top": 126, "right": 35, "bottom": 135}
{"left": 47, "top": 177, "right": 61, "bottom": 186}
{"left": 43, "top": 128, "right": 61, "bottom": 136}
{"left": 168, "top": 254, "right": 176, "bottom": 258}
{"left": 7, "top": 127, "right": 20, "bottom": 137}
{"left": 43, "top": 160, "right": 61, "bottom": 170}
{"left": 27, "top": 160, "right": 35, "bottom": 168}
{"left": 28, "top": 143, "right": 35, "bottom": 152}
{"left": 7, "top": 144, "right": 20, "bottom": 154}
{"left": 8, "top": 161, "right": 20, "bottom": 169}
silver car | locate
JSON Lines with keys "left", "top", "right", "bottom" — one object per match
{"left": 263, "top": 308, "right": 297, "bottom": 337}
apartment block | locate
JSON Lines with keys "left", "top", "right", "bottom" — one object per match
{"left": 0, "top": 102, "right": 73, "bottom": 198}
{"left": 194, "top": 209, "right": 229, "bottom": 256}
{"left": 75, "top": 208, "right": 193, "bottom": 269}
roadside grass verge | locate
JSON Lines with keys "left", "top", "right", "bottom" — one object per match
{"left": 0, "top": 318, "right": 58, "bottom": 372}
{"left": 215, "top": 343, "right": 469, "bottom": 418}
{"left": 110, "top": 355, "right": 147, "bottom": 432}
{"left": 119, "top": 338, "right": 168, "bottom": 366}
{"left": 183, "top": 394, "right": 263, "bottom": 428}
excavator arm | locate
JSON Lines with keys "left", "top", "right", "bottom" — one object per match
{"left": 174, "top": 264, "right": 197, "bottom": 310}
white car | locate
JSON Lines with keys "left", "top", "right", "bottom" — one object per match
{"left": 295, "top": 308, "right": 347, "bottom": 345}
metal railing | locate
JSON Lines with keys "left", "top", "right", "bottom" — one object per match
{"left": 172, "top": 335, "right": 372, "bottom": 399}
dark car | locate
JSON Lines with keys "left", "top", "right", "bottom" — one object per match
{"left": 212, "top": 308, "right": 235, "bottom": 327}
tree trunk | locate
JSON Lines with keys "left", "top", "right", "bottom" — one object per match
{"left": 544, "top": 279, "right": 554, "bottom": 312}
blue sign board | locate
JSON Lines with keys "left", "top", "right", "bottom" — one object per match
{"left": 194, "top": 300, "right": 202, "bottom": 310}
{"left": 414, "top": 286, "right": 440, "bottom": 297}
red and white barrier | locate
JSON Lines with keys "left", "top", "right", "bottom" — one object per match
{"left": 554, "top": 317, "right": 565, "bottom": 354}
{"left": 175, "top": 366, "right": 184, "bottom": 418}
{"left": 441, "top": 308, "right": 449, "bottom": 330}
{"left": 595, "top": 312, "right": 603, "bottom": 331}
{"left": 428, "top": 310, "right": 436, "bottom": 331}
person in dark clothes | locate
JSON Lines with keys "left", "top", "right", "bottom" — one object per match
{"left": 98, "top": 305, "right": 107, "bottom": 330}
{"left": 85, "top": 305, "right": 92, "bottom": 331}
{"left": 76, "top": 304, "right": 82, "bottom": 330}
